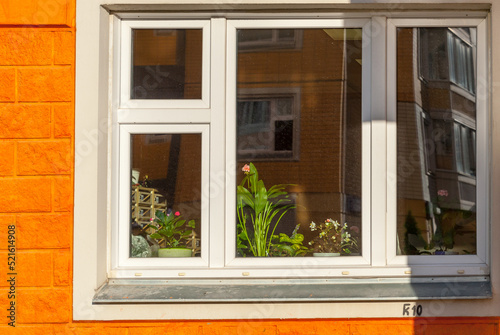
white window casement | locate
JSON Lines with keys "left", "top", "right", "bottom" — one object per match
{"left": 74, "top": 3, "right": 495, "bottom": 320}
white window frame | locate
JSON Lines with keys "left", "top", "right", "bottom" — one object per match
{"left": 73, "top": 2, "right": 496, "bottom": 321}
{"left": 110, "top": 18, "right": 227, "bottom": 278}
{"left": 120, "top": 20, "right": 211, "bottom": 109}
{"left": 224, "top": 18, "right": 372, "bottom": 272}
{"left": 113, "top": 18, "right": 372, "bottom": 278}
{"left": 114, "top": 124, "right": 210, "bottom": 273}
{"left": 386, "top": 18, "right": 488, "bottom": 269}
{"left": 111, "top": 16, "right": 489, "bottom": 277}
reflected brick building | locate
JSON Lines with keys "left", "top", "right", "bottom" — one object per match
{"left": 397, "top": 27, "right": 477, "bottom": 255}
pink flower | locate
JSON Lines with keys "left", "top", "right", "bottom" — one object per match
{"left": 437, "top": 189, "right": 448, "bottom": 197}
{"left": 242, "top": 164, "right": 250, "bottom": 174}
{"left": 175, "top": 211, "right": 180, "bottom": 216}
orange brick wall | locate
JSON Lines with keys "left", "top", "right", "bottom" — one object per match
{"left": 0, "top": 0, "right": 498, "bottom": 334}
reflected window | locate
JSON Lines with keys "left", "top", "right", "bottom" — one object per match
{"left": 448, "top": 30, "right": 476, "bottom": 94}
{"left": 238, "top": 29, "right": 303, "bottom": 51}
{"left": 419, "top": 28, "right": 476, "bottom": 94}
{"left": 237, "top": 90, "right": 298, "bottom": 160}
{"left": 455, "top": 122, "right": 476, "bottom": 176}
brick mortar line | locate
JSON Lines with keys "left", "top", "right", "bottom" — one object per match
{"left": 0, "top": 64, "right": 73, "bottom": 67}
{"left": 0, "top": 25, "right": 74, "bottom": 30}
{"left": 5, "top": 64, "right": 73, "bottom": 68}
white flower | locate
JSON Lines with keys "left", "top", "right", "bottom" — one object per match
{"left": 310, "top": 221, "right": 317, "bottom": 231}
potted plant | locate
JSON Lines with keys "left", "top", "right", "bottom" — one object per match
{"left": 237, "top": 163, "right": 296, "bottom": 257}
{"left": 148, "top": 210, "right": 196, "bottom": 257}
{"left": 308, "top": 218, "right": 357, "bottom": 256}
{"left": 269, "top": 224, "right": 309, "bottom": 257}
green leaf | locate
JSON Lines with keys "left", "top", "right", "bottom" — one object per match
{"left": 254, "top": 181, "right": 268, "bottom": 214}
{"left": 237, "top": 186, "right": 255, "bottom": 208}
{"left": 150, "top": 233, "right": 162, "bottom": 239}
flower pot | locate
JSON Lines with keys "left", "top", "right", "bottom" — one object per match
{"left": 313, "top": 252, "right": 340, "bottom": 257}
{"left": 158, "top": 248, "right": 192, "bottom": 257}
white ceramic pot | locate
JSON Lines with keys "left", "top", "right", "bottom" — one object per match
{"left": 313, "top": 252, "right": 340, "bottom": 257}
{"left": 158, "top": 248, "right": 192, "bottom": 257}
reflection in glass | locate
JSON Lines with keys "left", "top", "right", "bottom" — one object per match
{"left": 236, "top": 28, "right": 363, "bottom": 257}
{"left": 397, "top": 28, "right": 477, "bottom": 256}
{"left": 130, "top": 134, "right": 202, "bottom": 258}
{"left": 131, "top": 29, "right": 202, "bottom": 99}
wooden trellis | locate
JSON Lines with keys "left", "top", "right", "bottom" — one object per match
{"left": 131, "top": 186, "right": 167, "bottom": 227}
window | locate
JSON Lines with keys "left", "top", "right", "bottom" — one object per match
{"left": 389, "top": 19, "right": 486, "bottom": 266}
{"left": 113, "top": 21, "right": 367, "bottom": 276}
{"left": 237, "top": 29, "right": 303, "bottom": 51}
{"left": 448, "top": 29, "right": 476, "bottom": 94}
{"left": 396, "top": 26, "right": 480, "bottom": 258}
{"left": 109, "top": 16, "right": 487, "bottom": 276}
{"left": 237, "top": 88, "right": 300, "bottom": 160}
{"left": 455, "top": 122, "right": 476, "bottom": 177}
{"left": 74, "top": 4, "right": 492, "bottom": 320}
{"left": 418, "top": 27, "right": 476, "bottom": 94}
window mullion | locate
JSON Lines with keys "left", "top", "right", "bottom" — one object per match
{"left": 209, "top": 18, "right": 227, "bottom": 268}
{"left": 371, "top": 16, "right": 389, "bottom": 266}
{"left": 474, "top": 18, "right": 488, "bottom": 264}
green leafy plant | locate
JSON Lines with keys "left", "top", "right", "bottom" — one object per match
{"left": 269, "top": 224, "right": 309, "bottom": 257}
{"left": 237, "top": 163, "right": 296, "bottom": 257}
{"left": 148, "top": 210, "right": 195, "bottom": 248}
{"left": 308, "top": 219, "right": 357, "bottom": 254}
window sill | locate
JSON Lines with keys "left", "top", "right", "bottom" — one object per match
{"left": 93, "top": 277, "right": 491, "bottom": 304}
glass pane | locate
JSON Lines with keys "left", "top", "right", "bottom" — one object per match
{"left": 237, "top": 100, "right": 272, "bottom": 151}
{"left": 397, "top": 27, "right": 477, "bottom": 256}
{"left": 238, "top": 29, "right": 273, "bottom": 43}
{"left": 131, "top": 29, "right": 202, "bottom": 99}
{"left": 130, "top": 133, "right": 202, "bottom": 258}
{"left": 447, "top": 30, "right": 476, "bottom": 93}
{"left": 236, "top": 28, "right": 363, "bottom": 257}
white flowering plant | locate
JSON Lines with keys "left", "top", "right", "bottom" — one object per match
{"left": 308, "top": 219, "right": 357, "bottom": 254}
